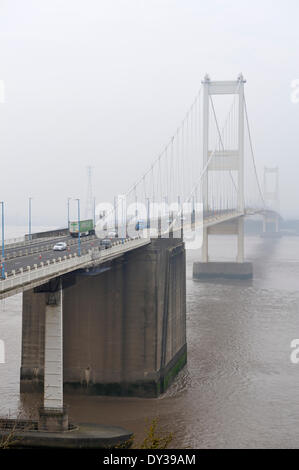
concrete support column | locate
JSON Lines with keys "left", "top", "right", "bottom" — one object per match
{"left": 20, "top": 289, "right": 45, "bottom": 391}
{"left": 238, "top": 79, "right": 245, "bottom": 213}
{"left": 169, "top": 212, "right": 174, "bottom": 239}
{"left": 194, "top": 218, "right": 252, "bottom": 280}
{"left": 44, "top": 285, "right": 63, "bottom": 410}
{"left": 21, "top": 239, "right": 187, "bottom": 399}
{"left": 38, "top": 281, "right": 68, "bottom": 432}
{"left": 202, "top": 76, "right": 209, "bottom": 217}
{"left": 237, "top": 218, "right": 244, "bottom": 263}
{"left": 202, "top": 227, "right": 208, "bottom": 263}
{"left": 158, "top": 215, "right": 162, "bottom": 238}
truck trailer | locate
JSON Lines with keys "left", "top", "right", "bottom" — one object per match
{"left": 69, "top": 219, "right": 95, "bottom": 237}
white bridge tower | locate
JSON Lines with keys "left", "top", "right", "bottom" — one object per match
{"left": 202, "top": 74, "right": 246, "bottom": 264}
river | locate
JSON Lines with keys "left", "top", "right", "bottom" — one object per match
{"left": 1, "top": 232, "right": 299, "bottom": 448}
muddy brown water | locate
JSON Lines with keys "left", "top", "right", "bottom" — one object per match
{"left": 1, "top": 234, "right": 299, "bottom": 448}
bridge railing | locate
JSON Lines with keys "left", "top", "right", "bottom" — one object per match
{"left": 2, "top": 232, "right": 98, "bottom": 252}
{"left": 0, "top": 237, "right": 150, "bottom": 299}
{"left": 2, "top": 235, "right": 68, "bottom": 250}
{"left": 3, "top": 234, "right": 98, "bottom": 260}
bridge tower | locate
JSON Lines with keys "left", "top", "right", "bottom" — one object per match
{"left": 262, "top": 167, "right": 280, "bottom": 235}
{"left": 194, "top": 75, "right": 253, "bottom": 280}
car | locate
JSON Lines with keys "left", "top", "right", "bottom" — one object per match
{"left": 53, "top": 242, "right": 67, "bottom": 251}
{"left": 100, "top": 238, "right": 112, "bottom": 249}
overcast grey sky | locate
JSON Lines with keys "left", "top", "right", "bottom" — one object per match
{"left": 0, "top": 0, "right": 298, "bottom": 225}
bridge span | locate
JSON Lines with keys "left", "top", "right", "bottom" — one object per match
{"left": 0, "top": 208, "right": 252, "bottom": 300}
{"left": 0, "top": 76, "right": 281, "bottom": 433}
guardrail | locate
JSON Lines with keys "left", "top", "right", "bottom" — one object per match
{"left": 2, "top": 235, "right": 68, "bottom": 250}
{"left": 1, "top": 235, "right": 25, "bottom": 246}
{"left": 3, "top": 230, "right": 96, "bottom": 251}
{"left": 2, "top": 234, "right": 97, "bottom": 260}
{"left": 1, "top": 211, "right": 248, "bottom": 264}
{"left": 0, "top": 237, "right": 150, "bottom": 299}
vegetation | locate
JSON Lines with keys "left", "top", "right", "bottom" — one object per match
{"left": 0, "top": 421, "right": 19, "bottom": 449}
{"left": 117, "top": 417, "right": 174, "bottom": 449}
{"left": 0, "top": 410, "right": 36, "bottom": 449}
{"left": 138, "top": 417, "right": 174, "bottom": 449}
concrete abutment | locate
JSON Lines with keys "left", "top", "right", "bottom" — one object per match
{"left": 193, "top": 261, "right": 253, "bottom": 280}
{"left": 20, "top": 237, "right": 187, "bottom": 398}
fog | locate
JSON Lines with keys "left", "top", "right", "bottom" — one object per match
{"left": 0, "top": 0, "right": 298, "bottom": 226}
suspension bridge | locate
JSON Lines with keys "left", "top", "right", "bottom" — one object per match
{"left": 0, "top": 76, "right": 280, "bottom": 436}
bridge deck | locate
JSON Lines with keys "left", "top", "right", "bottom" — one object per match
{"left": 0, "top": 209, "right": 263, "bottom": 299}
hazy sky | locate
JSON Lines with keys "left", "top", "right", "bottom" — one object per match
{"left": 0, "top": 0, "right": 298, "bottom": 226}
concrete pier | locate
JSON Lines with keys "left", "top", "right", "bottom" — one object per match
{"left": 38, "top": 407, "right": 68, "bottom": 433}
{"left": 193, "top": 218, "right": 253, "bottom": 280}
{"left": 0, "top": 419, "right": 132, "bottom": 448}
{"left": 20, "top": 237, "right": 187, "bottom": 398}
{"left": 193, "top": 261, "right": 253, "bottom": 280}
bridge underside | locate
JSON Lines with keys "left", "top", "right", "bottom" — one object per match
{"left": 193, "top": 217, "right": 253, "bottom": 280}
{"left": 20, "top": 237, "right": 187, "bottom": 398}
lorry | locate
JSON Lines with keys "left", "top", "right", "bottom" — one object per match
{"left": 69, "top": 219, "right": 95, "bottom": 237}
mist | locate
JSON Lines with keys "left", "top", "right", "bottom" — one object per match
{"left": 0, "top": 0, "right": 298, "bottom": 226}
